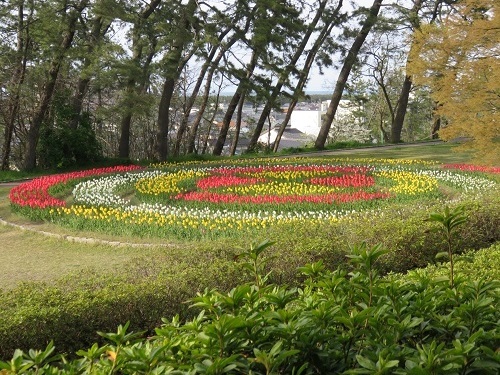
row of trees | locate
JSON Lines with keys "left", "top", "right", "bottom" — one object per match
{"left": 0, "top": 0, "right": 497, "bottom": 170}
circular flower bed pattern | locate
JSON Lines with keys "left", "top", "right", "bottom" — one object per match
{"left": 9, "top": 158, "right": 499, "bottom": 239}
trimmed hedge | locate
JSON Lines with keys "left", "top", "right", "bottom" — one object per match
{"left": 0, "top": 256, "right": 245, "bottom": 359}
{"left": 264, "top": 196, "right": 500, "bottom": 281}
{"left": 0, "top": 196, "right": 498, "bottom": 359}
{"left": 395, "top": 242, "right": 500, "bottom": 282}
{"left": 1, "top": 242, "right": 499, "bottom": 374}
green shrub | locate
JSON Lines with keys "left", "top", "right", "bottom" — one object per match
{"left": 1, "top": 242, "right": 498, "bottom": 374}
{"left": 0, "top": 252, "right": 245, "bottom": 359}
{"left": 325, "top": 140, "right": 370, "bottom": 149}
{"left": 0, "top": 198, "right": 498, "bottom": 360}
{"left": 397, "top": 242, "right": 500, "bottom": 283}
{"left": 265, "top": 196, "right": 500, "bottom": 279}
{"left": 37, "top": 92, "right": 102, "bottom": 170}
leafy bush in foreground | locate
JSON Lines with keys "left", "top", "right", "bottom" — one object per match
{"left": 398, "top": 242, "right": 500, "bottom": 282}
{"left": 1, "top": 242, "right": 499, "bottom": 374}
{"left": 0, "top": 199, "right": 498, "bottom": 360}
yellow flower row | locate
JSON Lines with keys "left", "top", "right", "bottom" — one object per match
{"left": 131, "top": 166, "right": 437, "bottom": 198}
{"left": 55, "top": 205, "right": 341, "bottom": 232}
{"left": 226, "top": 181, "right": 339, "bottom": 195}
{"left": 374, "top": 170, "right": 438, "bottom": 195}
{"left": 249, "top": 169, "right": 331, "bottom": 181}
{"left": 327, "top": 157, "right": 437, "bottom": 166}
{"left": 150, "top": 157, "right": 273, "bottom": 169}
{"left": 135, "top": 170, "right": 207, "bottom": 196}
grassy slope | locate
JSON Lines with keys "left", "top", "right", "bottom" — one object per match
{"left": 291, "top": 142, "right": 475, "bottom": 163}
{"left": 0, "top": 142, "right": 487, "bottom": 290}
{"left": 0, "top": 225, "right": 148, "bottom": 287}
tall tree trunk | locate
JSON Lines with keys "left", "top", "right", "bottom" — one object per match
{"left": 186, "top": 65, "right": 219, "bottom": 154}
{"left": 156, "top": 78, "right": 175, "bottom": 160}
{"left": 246, "top": 0, "right": 337, "bottom": 152}
{"left": 187, "top": 70, "right": 225, "bottom": 154}
{"left": 118, "top": 0, "right": 161, "bottom": 158}
{"left": 213, "top": 51, "right": 257, "bottom": 156}
{"left": 374, "top": 73, "right": 395, "bottom": 125}
{"left": 273, "top": 17, "right": 338, "bottom": 152}
{"left": 118, "top": 55, "right": 142, "bottom": 158}
{"left": 246, "top": 100, "right": 272, "bottom": 153}
{"left": 431, "top": 116, "right": 440, "bottom": 139}
{"left": 118, "top": 113, "right": 134, "bottom": 158}
{"left": 186, "top": 26, "right": 249, "bottom": 154}
{"left": 315, "top": 0, "right": 383, "bottom": 149}
{"left": 212, "top": 89, "right": 242, "bottom": 156}
{"left": 156, "top": 0, "right": 198, "bottom": 161}
{"left": 389, "top": 0, "right": 423, "bottom": 143}
{"left": 186, "top": 68, "right": 217, "bottom": 154}
{"left": 229, "top": 93, "right": 246, "bottom": 156}
{"left": 23, "top": 0, "right": 89, "bottom": 170}
{"left": 390, "top": 74, "right": 411, "bottom": 143}
{"left": 173, "top": 25, "right": 234, "bottom": 156}
{"left": 118, "top": 40, "right": 156, "bottom": 159}
{"left": 1, "top": 85, "right": 22, "bottom": 170}
{"left": 379, "top": 111, "right": 389, "bottom": 142}
{"left": 201, "top": 89, "right": 222, "bottom": 154}
{"left": 431, "top": 102, "right": 442, "bottom": 139}
{"left": 1, "top": 0, "right": 30, "bottom": 170}
{"left": 273, "top": 101, "right": 297, "bottom": 153}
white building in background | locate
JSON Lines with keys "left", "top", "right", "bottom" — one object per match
{"left": 291, "top": 100, "right": 356, "bottom": 138}
{"left": 257, "top": 99, "right": 369, "bottom": 149}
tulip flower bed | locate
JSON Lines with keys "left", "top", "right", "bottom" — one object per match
{"left": 9, "top": 158, "right": 499, "bottom": 240}
{"left": 8, "top": 165, "right": 144, "bottom": 221}
{"left": 9, "top": 165, "right": 144, "bottom": 209}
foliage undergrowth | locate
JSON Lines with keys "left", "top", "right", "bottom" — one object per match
{"left": 263, "top": 196, "right": 499, "bottom": 277}
{"left": 0, "top": 159, "right": 138, "bottom": 183}
{"left": 0, "top": 248, "right": 245, "bottom": 360}
{"left": 0, "top": 241, "right": 498, "bottom": 374}
{"left": 1, "top": 157, "right": 499, "bottom": 370}
{"left": 1, "top": 196, "right": 498, "bottom": 361}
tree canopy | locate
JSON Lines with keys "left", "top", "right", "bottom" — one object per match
{"left": 0, "top": 0, "right": 497, "bottom": 169}
{"left": 410, "top": 0, "right": 499, "bottom": 165}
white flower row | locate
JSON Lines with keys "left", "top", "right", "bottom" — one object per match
{"left": 419, "top": 170, "right": 497, "bottom": 192}
{"left": 72, "top": 170, "right": 165, "bottom": 207}
{"left": 371, "top": 165, "right": 497, "bottom": 192}
{"left": 125, "top": 202, "right": 352, "bottom": 222}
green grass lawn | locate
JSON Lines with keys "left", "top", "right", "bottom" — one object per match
{"left": 0, "top": 142, "right": 483, "bottom": 290}
{"left": 294, "top": 142, "right": 476, "bottom": 164}
{"left": 0, "top": 185, "right": 187, "bottom": 290}
{"left": 0, "top": 225, "right": 161, "bottom": 288}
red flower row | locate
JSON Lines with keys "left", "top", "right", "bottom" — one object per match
{"left": 174, "top": 190, "right": 390, "bottom": 205}
{"left": 196, "top": 175, "right": 265, "bottom": 189}
{"left": 442, "top": 164, "right": 500, "bottom": 174}
{"left": 9, "top": 165, "right": 143, "bottom": 209}
{"left": 196, "top": 173, "right": 374, "bottom": 190}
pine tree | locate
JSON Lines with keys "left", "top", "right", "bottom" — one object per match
{"left": 156, "top": 0, "right": 199, "bottom": 161}
{"left": 23, "top": 0, "right": 90, "bottom": 170}
{"left": 116, "top": 0, "right": 161, "bottom": 159}
{"left": 0, "top": 0, "right": 33, "bottom": 170}
{"left": 315, "top": 0, "right": 383, "bottom": 150}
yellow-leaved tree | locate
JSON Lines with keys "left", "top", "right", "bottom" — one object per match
{"left": 409, "top": 0, "right": 499, "bottom": 165}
